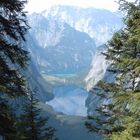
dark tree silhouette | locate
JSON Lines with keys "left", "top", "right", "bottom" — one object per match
{"left": 0, "top": 0, "right": 29, "bottom": 96}
{"left": 0, "top": 0, "right": 29, "bottom": 139}
{"left": 19, "top": 91, "right": 57, "bottom": 140}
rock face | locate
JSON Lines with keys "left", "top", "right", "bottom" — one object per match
{"left": 85, "top": 69, "right": 115, "bottom": 116}
{"left": 42, "top": 5, "right": 123, "bottom": 46}
{"left": 27, "top": 13, "right": 96, "bottom": 75}
{"left": 85, "top": 52, "right": 109, "bottom": 91}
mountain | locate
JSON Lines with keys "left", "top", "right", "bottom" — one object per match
{"left": 27, "top": 13, "right": 96, "bottom": 75}
{"left": 25, "top": 6, "right": 123, "bottom": 140}
{"left": 42, "top": 5, "right": 123, "bottom": 46}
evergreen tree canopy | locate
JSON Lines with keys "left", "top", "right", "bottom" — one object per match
{"left": 19, "top": 90, "right": 57, "bottom": 140}
{"left": 0, "top": 95, "right": 17, "bottom": 140}
{"left": 0, "top": 0, "right": 29, "bottom": 96}
{"left": 86, "top": 0, "right": 140, "bottom": 139}
{"left": 0, "top": 0, "right": 29, "bottom": 139}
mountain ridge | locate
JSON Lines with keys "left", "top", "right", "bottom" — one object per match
{"left": 41, "top": 5, "right": 123, "bottom": 46}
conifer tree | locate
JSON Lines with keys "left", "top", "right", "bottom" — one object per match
{"left": 19, "top": 90, "right": 57, "bottom": 140}
{"left": 0, "top": 95, "right": 17, "bottom": 140}
{"left": 0, "top": 0, "right": 29, "bottom": 139}
{"left": 0, "top": 0, "right": 29, "bottom": 96}
{"left": 86, "top": 0, "right": 140, "bottom": 139}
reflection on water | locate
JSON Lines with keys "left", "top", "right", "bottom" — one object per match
{"left": 46, "top": 85, "right": 88, "bottom": 116}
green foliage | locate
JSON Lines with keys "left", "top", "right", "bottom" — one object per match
{"left": 0, "top": 0, "right": 29, "bottom": 139}
{"left": 86, "top": 0, "right": 140, "bottom": 139}
{"left": 0, "top": 0, "right": 29, "bottom": 97}
{"left": 0, "top": 1, "right": 57, "bottom": 140}
{"left": 18, "top": 90, "right": 57, "bottom": 140}
{"left": 0, "top": 95, "right": 18, "bottom": 140}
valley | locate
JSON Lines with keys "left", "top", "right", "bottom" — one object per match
{"left": 26, "top": 5, "right": 123, "bottom": 140}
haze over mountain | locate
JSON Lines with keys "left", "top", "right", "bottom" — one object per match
{"left": 42, "top": 5, "right": 123, "bottom": 46}
{"left": 28, "top": 13, "right": 96, "bottom": 75}
{"left": 26, "top": 5, "right": 123, "bottom": 140}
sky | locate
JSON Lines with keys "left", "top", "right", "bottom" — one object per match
{"left": 25, "top": 0, "right": 121, "bottom": 13}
